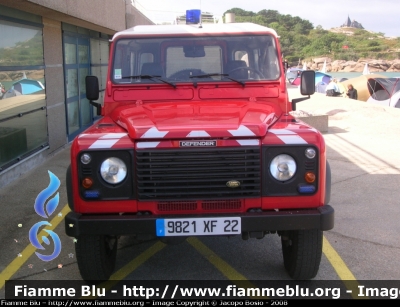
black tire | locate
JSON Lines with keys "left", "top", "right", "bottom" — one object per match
{"left": 281, "top": 229, "right": 322, "bottom": 280}
{"left": 75, "top": 235, "right": 118, "bottom": 282}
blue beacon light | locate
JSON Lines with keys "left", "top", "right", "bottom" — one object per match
{"left": 186, "top": 9, "right": 201, "bottom": 24}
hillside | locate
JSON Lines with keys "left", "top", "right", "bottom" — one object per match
{"left": 224, "top": 8, "right": 400, "bottom": 67}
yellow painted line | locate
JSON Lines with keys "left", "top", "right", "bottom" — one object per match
{"left": 0, "top": 205, "right": 363, "bottom": 301}
{"left": 109, "top": 240, "right": 166, "bottom": 282}
{"left": 190, "top": 236, "right": 364, "bottom": 299}
{"left": 187, "top": 237, "right": 263, "bottom": 299}
{"left": 187, "top": 237, "right": 248, "bottom": 280}
{"left": 83, "top": 241, "right": 166, "bottom": 299}
{"left": 0, "top": 195, "right": 165, "bottom": 297}
{"left": 0, "top": 205, "right": 71, "bottom": 289}
{"left": 323, "top": 236, "right": 367, "bottom": 299}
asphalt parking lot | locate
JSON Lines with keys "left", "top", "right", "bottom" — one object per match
{"left": 1, "top": 89, "right": 400, "bottom": 299}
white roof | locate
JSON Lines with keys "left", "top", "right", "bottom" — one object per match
{"left": 111, "top": 23, "right": 278, "bottom": 41}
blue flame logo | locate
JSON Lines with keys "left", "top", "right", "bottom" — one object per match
{"left": 34, "top": 171, "right": 60, "bottom": 218}
{"left": 29, "top": 171, "right": 62, "bottom": 261}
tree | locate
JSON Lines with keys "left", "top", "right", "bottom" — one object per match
{"left": 221, "top": 7, "right": 400, "bottom": 61}
{"left": 225, "top": 8, "right": 255, "bottom": 16}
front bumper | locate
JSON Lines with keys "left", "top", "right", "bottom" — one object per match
{"left": 65, "top": 205, "right": 334, "bottom": 237}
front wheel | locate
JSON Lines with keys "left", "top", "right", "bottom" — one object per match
{"left": 281, "top": 229, "right": 322, "bottom": 280}
{"left": 75, "top": 235, "right": 118, "bottom": 282}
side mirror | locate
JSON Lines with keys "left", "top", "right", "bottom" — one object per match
{"left": 86, "top": 76, "right": 99, "bottom": 100}
{"left": 300, "top": 70, "right": 315, "bottom": 95}
{"left": 85, "top": 76, "right": 101, "bottom": 116}
{"left": 291, "top": 70, "right": 315, "bottom": 111}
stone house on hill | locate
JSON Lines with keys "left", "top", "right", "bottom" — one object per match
{"left": 341, "top": 15, "right": 364, "bottom": 29}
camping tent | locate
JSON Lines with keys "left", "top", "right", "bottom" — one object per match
{"left": 286, "top": 67, "right": 302, "bottom": 83}
{"left": 339, "top": 74, "right": 387, "bottom": 101}
{"left": 315, "top": 71, "right": 332, "bottom": 84}
{"left": 12, "top": 79, "right": 44, "bottom": 94}
{"left": 315, "top": 81, "right": 328, "bottom": 94}
{"left": 291, "top": 76, "right": 301, "bottom": 86}
{"left": 289, "top": 69, "right": 332, "bottom": 88}
{"left": 366, "top": 78, "right": 400, "bottom": 108}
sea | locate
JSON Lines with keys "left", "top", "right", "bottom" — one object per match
{"left": 329, "top": 72, "right": 400, "bottom": 80}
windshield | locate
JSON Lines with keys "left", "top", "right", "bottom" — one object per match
{"left": 112, "top": 35, "right": 281, "bottom": 84}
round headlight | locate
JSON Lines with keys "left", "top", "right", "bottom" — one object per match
{"left": 270, "top": 154, "right": 296, "bottom": 181}
{"left": 305, "top": 147, "right": 316, "bottom": 159}
{"left": 81, "top": 153, "right": 91, "bottom": 164}
{"left": 100, "top": 157, "right": 127, "bottom": 184}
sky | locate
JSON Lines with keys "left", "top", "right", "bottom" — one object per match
{"left": 134, "top": 0, "right": 400, "bottom": 38}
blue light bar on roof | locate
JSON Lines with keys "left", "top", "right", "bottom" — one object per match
{"left": 186, "top": 9, "right": 201, "bottom": 24}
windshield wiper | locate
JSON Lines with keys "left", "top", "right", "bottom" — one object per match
{"left": 121, "top": 75, "right": 176, "bottom": 88}
{"left": 189, "top": 73, "right": 245, "bottom": 87}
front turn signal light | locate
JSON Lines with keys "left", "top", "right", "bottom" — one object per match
{"left": 82, "top": 177, "right": 93, "bottom": 189}
{"left": 305, "top": 172, "right": 316, "bottom": 183}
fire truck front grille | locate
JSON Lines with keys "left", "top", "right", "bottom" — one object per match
{"left": 202, "top": 199, "right": 242, "bottom": 210}
{"left": 136, "top": 147, "right": 261, "bottom": 200}
{"left": 156, "top": 200, "right": 242, "bottom": 212}
{"left": 158, "top": 201, "right": 197, "bottom": 211}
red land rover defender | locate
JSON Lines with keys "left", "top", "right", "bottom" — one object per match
{"left": 65, "top": 22, "right": 333, "bottom": 282}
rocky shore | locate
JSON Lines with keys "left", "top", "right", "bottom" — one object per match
{"left": 303, "top": 57, "right": 400, "bottom": 72}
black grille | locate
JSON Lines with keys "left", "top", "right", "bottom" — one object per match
{"left": 158, "top": 201, "right": 197, "bottom": 211}
{"left": 136, "top": 147, "right": 261, "bottom": 200}
{"left": 304, "top": 161, "right": 315, "bottom": 170}
{"left": 202, "top": 199, "right": 242, "bottom": 210}
{"left": 81, "top": 166, "right": 92, "bottom": 175}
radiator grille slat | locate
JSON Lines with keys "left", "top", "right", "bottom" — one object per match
{"left": 156, "top": 200, "right": 242, "bottom": 211}
{"left": 136, "top": 147, "right": 261, "bottom": 200}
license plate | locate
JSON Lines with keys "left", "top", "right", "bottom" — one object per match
{"left": 156, "top": 217, "right": 241, "bottom": 236}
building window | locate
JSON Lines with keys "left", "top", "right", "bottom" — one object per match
{"left": 0, "top": 9, "right": 47, "bottom": 172}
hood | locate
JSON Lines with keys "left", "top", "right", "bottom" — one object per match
{"left": 110, "top": 101, "right": 281, "bottom": 139}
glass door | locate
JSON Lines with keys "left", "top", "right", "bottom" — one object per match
{"left": 63, "top": 35, "right": 92, "bottom": 141}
